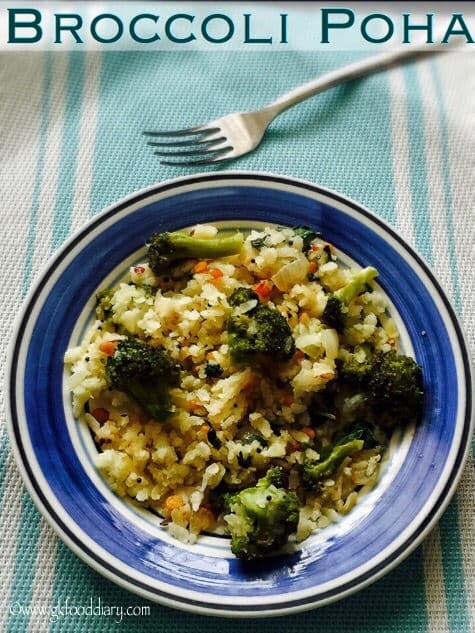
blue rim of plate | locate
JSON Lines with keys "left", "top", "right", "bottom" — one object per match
{"left": 6, "top": 172, "right": 474, "bottom": 617}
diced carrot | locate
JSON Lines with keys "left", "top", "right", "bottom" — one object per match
{"left": 311, "top": 244, "right": 320, "bottom": 252}
{"left": 196, "top": 507, "right": 215, "bottom": 530}
{"left": 208, "top": 268, "right": 223, "bottom": 279}
{"left": 193, "top": 261, "right": 209, "bottom": 274}
{"left": 99, "top": 340, "right": 120, "bottom": 356}
{"left": 281, "top": 393, "right": 294, "bottom": 406}
{"left": 388, "top": 339, "right": 396, "bottom": 347}
{"left": 186, "top": 399, "right": 207, "bottom": 415}
{"left": 252, "top": 280, "right": 273, "bottom": 301}
{"left": 190, "top": 506, "right": 216, "bottom": 533}
{"left": 288, "top": 443, "right": 301, "bottom": 454}
{"left": 199, "top": 424, "right": 210, "bottom": 435}
{"left": 91, "top": 407, "right": 109, "bottom": 424}
{"left": 206, "top": 352, "right": 215, "bottom": 361}
{"left": 165, "top": 495, "right": 184, "bottom": 511}
{"left": 303, "top": 427, "right": 316, "bottom": 439}
{"left": 308, "top": 261, "right": 317, "bottom": 274}
{"left": 298, "top": 311, "right": 310, "bottom": 324}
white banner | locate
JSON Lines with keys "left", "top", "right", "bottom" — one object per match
{"left": 0, "top": 1, "right": 474, "bottom": 51}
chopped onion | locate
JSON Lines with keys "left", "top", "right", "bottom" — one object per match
{"left": 232, "top": 299, "right": 258, "bottom": 315}
{"left": 271, "top": 258, "right": 308, "bottom": 291}
{"left": 295, "top": 333, "right": 323, "bottom": 358}
{"left": 319, "top": 328, "right": 339, "bottom": 359}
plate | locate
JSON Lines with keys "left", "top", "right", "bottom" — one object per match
{"left": 6, "top": 172, "right": 473, "bottom": 617}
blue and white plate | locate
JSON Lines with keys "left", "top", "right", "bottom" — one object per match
{"left": 6, "top": 172, "right": 473, "bottom": 617}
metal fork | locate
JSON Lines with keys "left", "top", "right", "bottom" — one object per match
{"left": 143, "top": 45, "right": 452, "bottom": 166}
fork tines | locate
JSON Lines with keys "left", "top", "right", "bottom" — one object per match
{"left": 143, "top": 127, "right": 233, "bottom": 166}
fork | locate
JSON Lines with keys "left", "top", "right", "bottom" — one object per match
{"left": 143, "top": 44, "right": 453, "bottom": 166}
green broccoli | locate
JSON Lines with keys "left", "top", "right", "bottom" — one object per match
{"left": 228, "top": 287, "right": 258, "bottom": 307}
{"left": 302, "top": 436, "right": 364, "bottom": 486}
{"left": 338, "top": 349, "right": 423, "bottom": 428}
{"left": 95, "top": 288, "right": 114, "bottom": 321}
{"left": 227, "top": 304, "right": 295, "bottom": 364}
{"left": 224, "top": 468, "right": 300, "bottom": 561}
{"left": 367, "top": 350, "right": 424, "bottom": 427}
{"left": 321, "top": 266, "right": 378, "bottom": 332}
{"left": 104, "top": 337, "right": 181, "bottom": 421}
{"left": 147, "top": 230, "right": 244, "bottom": 274}
{"left": 292, "top": 226, "right": 319, "bottom": 250}
{"left": 337, "top": 353, "right": 373, "bottom": 385}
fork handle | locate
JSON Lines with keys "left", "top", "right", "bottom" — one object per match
{"left": 264, "top": 44, "right": 456, "bottom": 118}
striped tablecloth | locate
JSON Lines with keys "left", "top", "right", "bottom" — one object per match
{"left": 1, "top": 48, "right": 474, "bottom": 632}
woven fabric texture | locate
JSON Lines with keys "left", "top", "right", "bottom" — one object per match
{"left": 1, "top": 49, "right": 474, "bottom": 633}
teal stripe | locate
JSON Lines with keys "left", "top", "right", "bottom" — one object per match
{"left": 7, "top": 51, "right": 53, "bottom": 633}
{"left": 50, "top": 541, "right": 154, "bottom": 632}
{"left": 439, "top": 499, "right": 471, "bottom": 633}
{"left": 51, "top": 53, "right": 85, "bottom": 251}
{"left": 404, "top": 61, "right": 471, "bottom": 633}
{"left": 429, "top": 61, "right": 462, "bottom": 314}
{"left": 0, "top": 431, "right": 11, "bottom": 508}
{"left": 5, "top": 495, "right": 43, "bottom": 633}
{"left": 9, "top": 52, "right": 87, "bottom": 633}
{"left": 427, "top": 61, "right": 471, "bottom": 633}
{"left": 429, "top": 60, "right": 473, "bottom": 460}
{"left": 49, "top": 539, "right": 429, "bottom": 633}
{"left": 78, "top": 51, "right": 423, "bottom": 632}
{"left": 402, "top": 64, "right": 434, "bottom": 266}
{"left": 5, "top": 51, "right": 50, "bottom": 632}
{"left": 22, "top": 52, "right": 52, "bottom": 296}
{"left": 90, "top": 51, "right": 397, "bottom": 226}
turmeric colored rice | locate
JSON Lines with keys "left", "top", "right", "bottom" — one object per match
{"left": 64, "top": 224, "right": 399, "bottom": 546}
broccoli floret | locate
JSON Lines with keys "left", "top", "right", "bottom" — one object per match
{"left": 292, "top": 226, "right": 319, "bottom": 250}
{"left": 228, "top": 287, "right": 258, "bottom": 307}
{"left": 147, "top": 230, "right": 244, "bottom": 274}
{"left": 309, "top": 350, "right": 423, "bottom": 431}
{"left": 95, "top": 288, "right": 114, "bottom": 321}
{"left": 105, "top": 337, "right": 181, "bottom": 421}
{"left": 227, "top": 304, "right": 295, "bottom": 364}
{"left": 337, "top": 354, "right": 373, "bottom": 385}
{"left": 321, "top": 266, "right": 378, "bottom": 332}
{"left": 337, "top": 349, "right": 423, "bottom": 428}
{"left": 204, "top": 361, "right": 223, "bottom": 378}
{"left": 302, "top": 437, "right": 364, "bottom": 486}
{"left": 368, "top": 350, "right": 424, "bottom": 427}
{"left": 224, "top": 468, "right": 300, "bottom": 560}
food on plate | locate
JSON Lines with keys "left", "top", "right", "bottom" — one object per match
{"left": 64, "top": 223, "right": 423, "bottom": 560}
